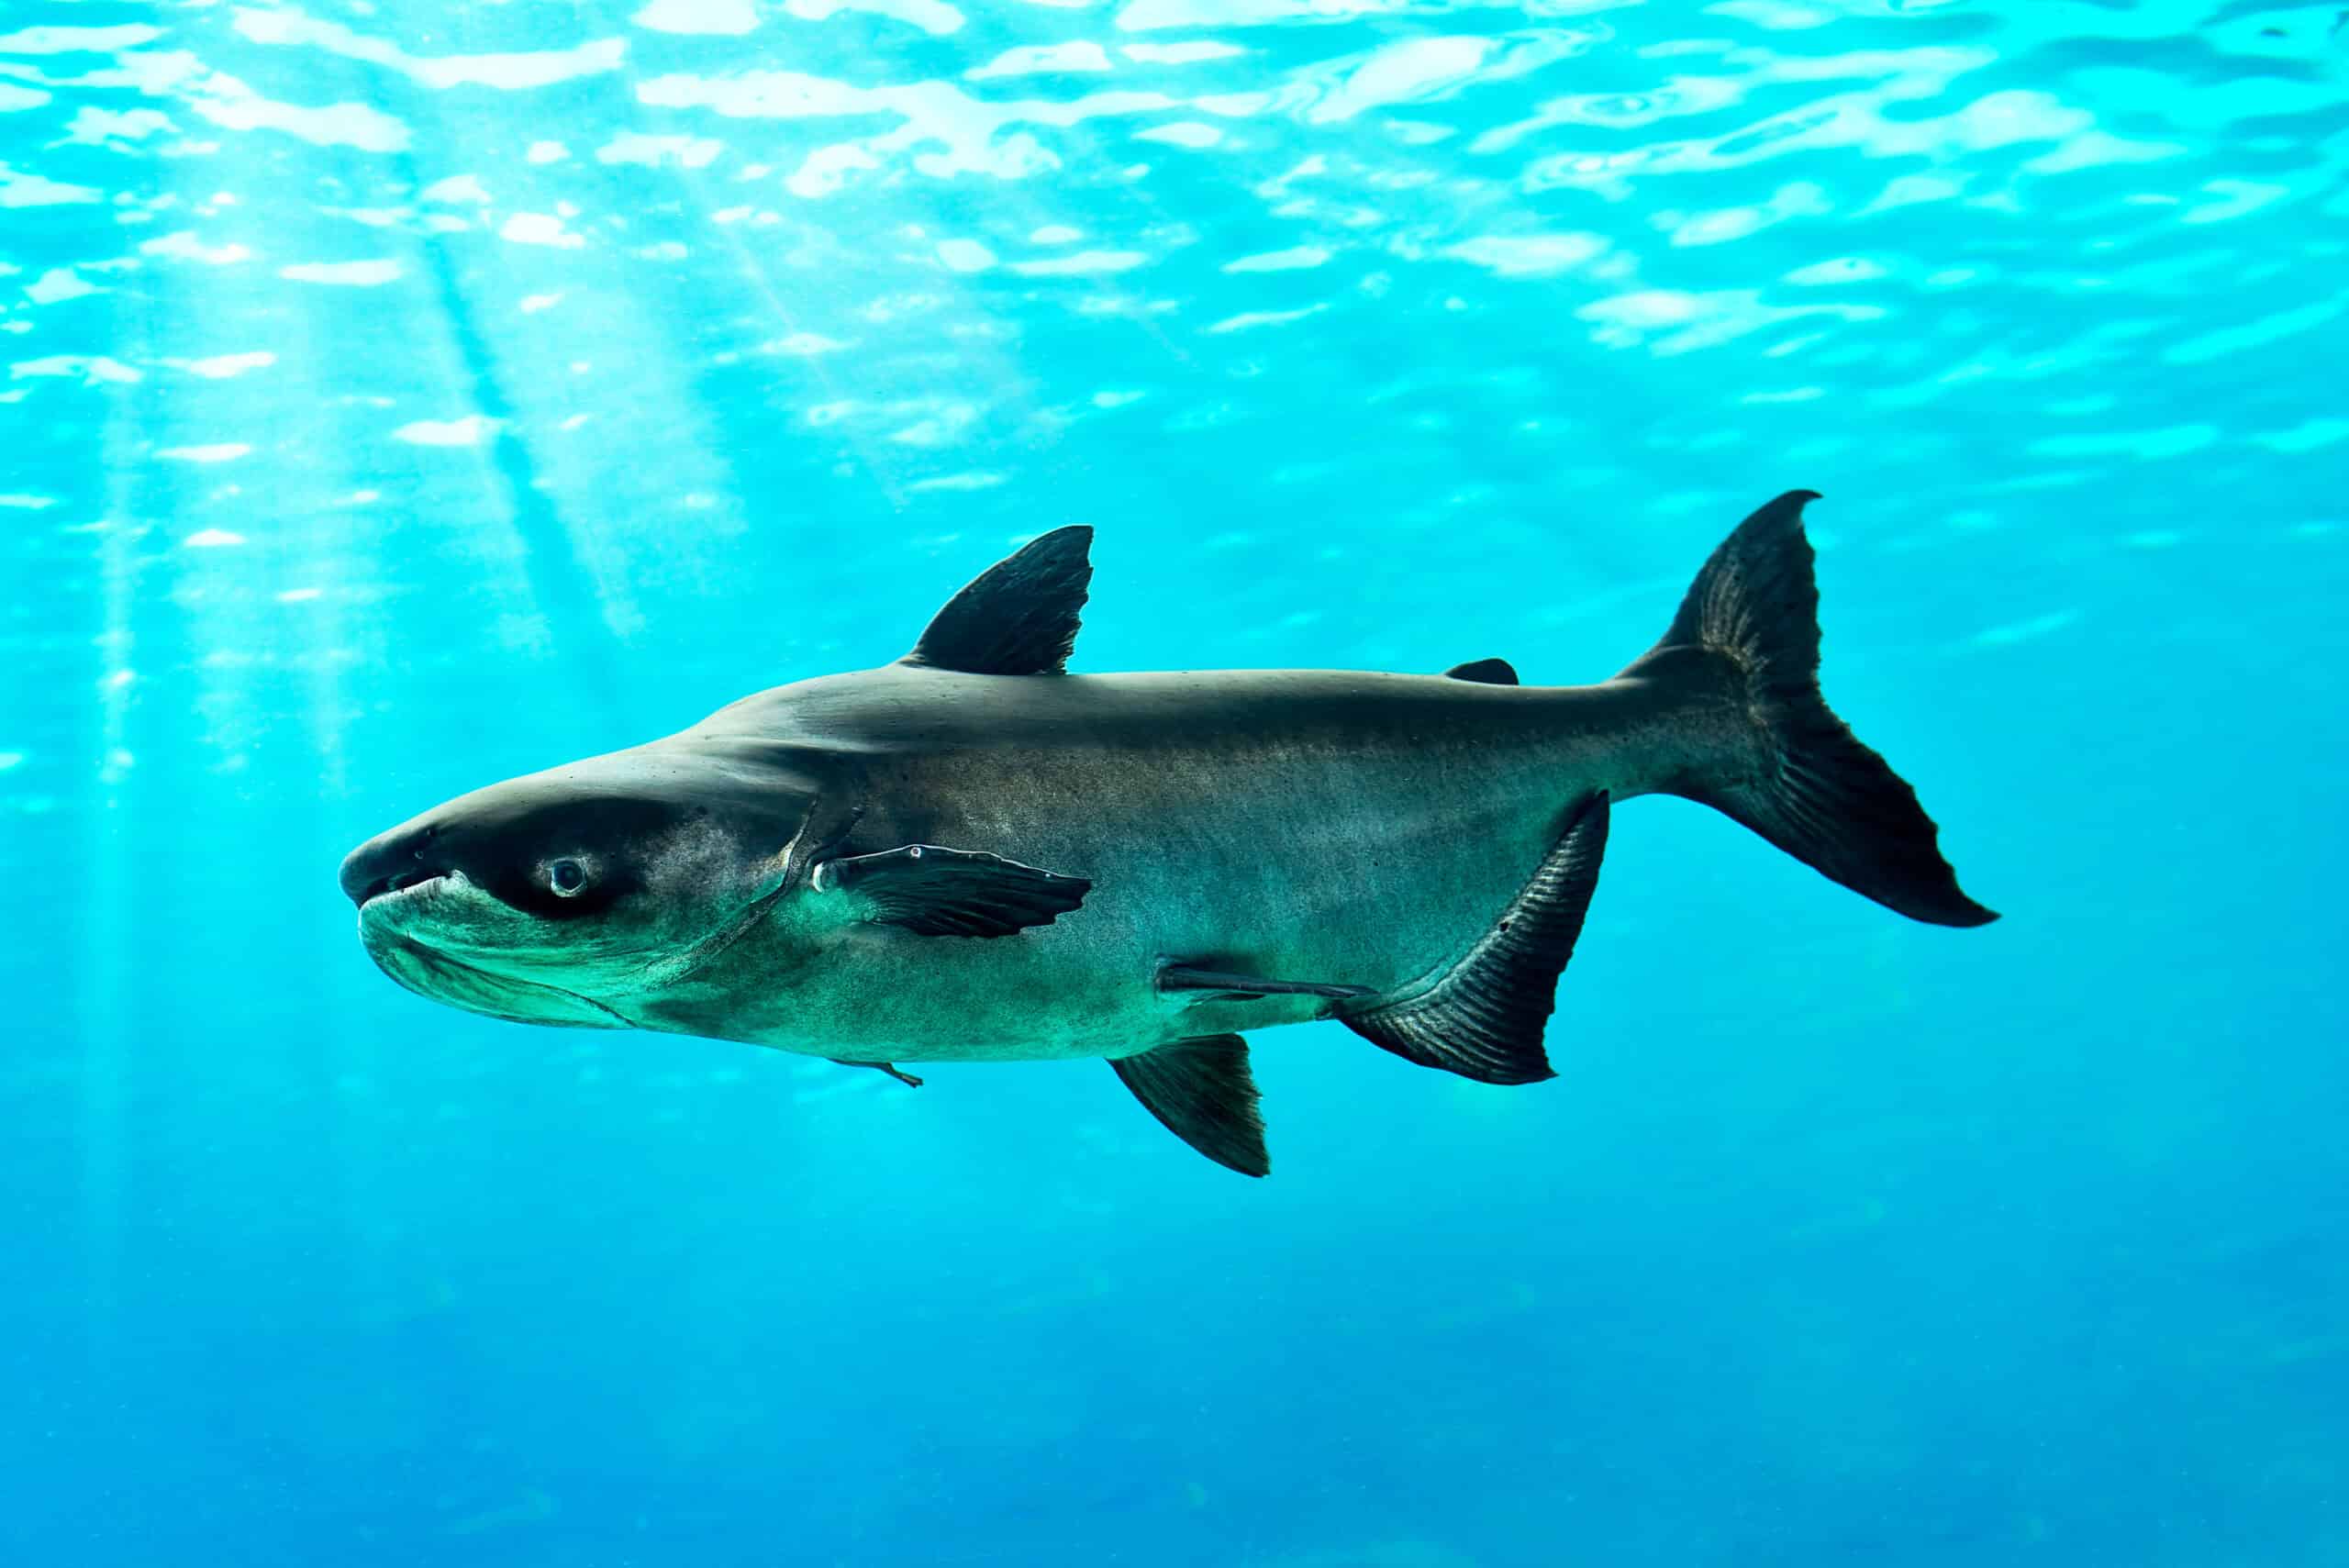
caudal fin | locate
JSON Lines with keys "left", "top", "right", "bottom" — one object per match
{"left": 1621, "top": 491, "right": 1998, "bottom": 928}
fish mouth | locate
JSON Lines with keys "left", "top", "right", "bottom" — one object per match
{"left": 354, "top": 869, "right": 479, "bottom": 940}
{"left": 359, "top": 910, "right": 630, "bottom": 1030}
{"left": 357, "top": 870, "right": 450, "bottom": 909}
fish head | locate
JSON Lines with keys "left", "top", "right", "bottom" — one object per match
{"left": 339, "top": 742, "right": 819, "bottom": 1029}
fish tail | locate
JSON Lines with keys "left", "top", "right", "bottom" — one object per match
{"left": 1619, "top": 491, "right": 1998, "bottom": 928}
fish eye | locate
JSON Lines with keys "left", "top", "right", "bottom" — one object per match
{"left": 547, "top": 858, "right": 590, "bottom": 897}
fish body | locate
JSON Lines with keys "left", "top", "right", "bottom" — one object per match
{"left": 625, "top": 666, "right": 1698, "bottom": 1062}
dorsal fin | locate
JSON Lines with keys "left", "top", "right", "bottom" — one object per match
{"left": 1444, "top": 658, "right": 1519, "bottom": 685}
{"left": 905, "top": 526, "right": 1093, "bottom": 675}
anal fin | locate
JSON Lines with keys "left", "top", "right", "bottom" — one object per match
{"left": 1338, "top": 792, "right": 1610, "bottom": 1085}
{"left": 1155, "top": 962, "right": 1373, "bottom": 1005}
{"left": 1109, "top": 1035, "right": 1268, "bottom": 1177}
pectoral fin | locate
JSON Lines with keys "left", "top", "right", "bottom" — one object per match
{"left": 1155, "top": 962, "right": 1374, "bottom": 1005}
{"left": 1109, "top": 1035, "right": 1268, "bottom": 1177}
{"left": 813, "top": 844, "right": 1090, "bottom": 937}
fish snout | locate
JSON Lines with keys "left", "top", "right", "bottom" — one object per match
{"left": 340, "top": 822, "right": 451, "bottom": 908}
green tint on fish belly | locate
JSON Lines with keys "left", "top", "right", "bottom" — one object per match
{"left": 699, "top": 887, "right": 1332, "bottom": 1065}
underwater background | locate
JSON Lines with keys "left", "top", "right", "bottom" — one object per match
{"left": 5, "top": 1, "right": 2346, "bottom": 1563}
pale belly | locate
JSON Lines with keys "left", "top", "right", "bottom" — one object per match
{"left": 723, "top": 920, "right": 1335, "bottom": 1063}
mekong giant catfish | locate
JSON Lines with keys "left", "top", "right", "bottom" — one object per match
{"left": 341, "top": 491, "right": 1995, "bottom": 1175}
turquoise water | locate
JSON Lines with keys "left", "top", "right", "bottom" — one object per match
{"left": 6, "top": 1, "right": 2346, "bottom": 1562}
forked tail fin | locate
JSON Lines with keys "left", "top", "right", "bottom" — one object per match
{"left": 1621, "top": 491, "right": 1998, "bottom": 928}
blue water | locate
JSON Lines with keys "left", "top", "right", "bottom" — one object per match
{"left": 6, "top": 2, "right": 2346, "bottom": 1562}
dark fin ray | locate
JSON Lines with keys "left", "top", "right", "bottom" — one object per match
{"left": 1155, "top": 962, "right": 1374, "bottom": 1004}
{"left": 1443, "top": 658, "right": 1519, "bottom": 685}
{"left": 1340, "top": 793, "right": 1609, "bottom": 1085}
{"left": 813, "top": 844, "right": 1090, "bottom": 937}
{"left": 830, "top": 1058, "right": 923, "bottom": 1087}
{"left": 905, "top": 526, "right": 1092, "bottom": 675}
{"left": 1110, "top": 1035, "right": 1269, "bottom": 1177}
{"left": 1620, "top": 491, "right": 1998, "bottom": 928}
